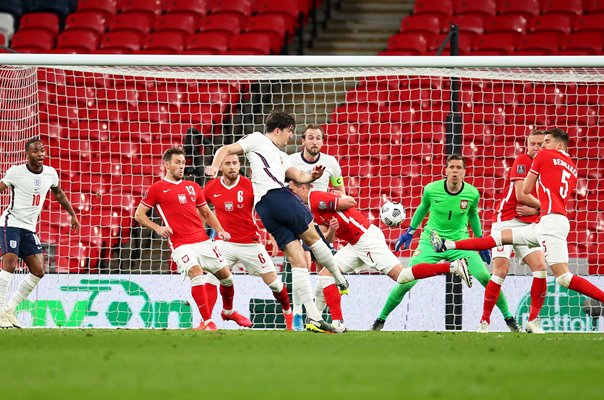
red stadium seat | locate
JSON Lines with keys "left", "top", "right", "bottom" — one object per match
{"left": 99, "top": 31, "right": 143, "bottom": 51}
{"left": 199, "top": 14, "right": 243, "bottom": 36}
{"left": 498, "top": 0, "right": 540, "bottom": 19}
{"left": 143, "top": 32, "right": 186, "bottom": 53}
{"left": 454, "top": 0, "right": 497, "bottom": 17}
{"left": 529, "top": 14, "right": 572, "bottom": 34}
{"left": 450, "top": 14, "right": 485, "bottom": 37}
{"left": 428, "top": 34, "right": 473, "bottom": 54}
{"left": 561, "top": 33, "right": 604, "bottom": 53}
{"left": 387, "top": 33, "right": 430, "bottom": 54}
{"left": 228, "top": 32, "right": 273, "bottom": 55}
{"left": 400, "top": 14, "right": 443, "bottom": 35}
{"left": 332, "top": 103, "right": 379, "bottom": 124}
{"left": 77, "top": 0, "right": 118, "bottom": 19}
{"left": 245, "top": 15, "right": 288, "bottom": 53}
{"left": 473, "top": 32, "right": 519, "bottom": 53}
{"left": 186, "top": 32, "right": 229, "bottom": 53}
{"left": 155, "top": 13, "right": 197, "bottom": 35}
{"left": 256, "top": 0, "right": 303, "bottom": 34}
{"left": 541, "top": 0, "right": 583, "bottom": 17}
{"left": 206, "top": 0, "right": 253, "bottom": 25}
{"left": 10, "top": 29, "right": 55, "bottom": 52}
{"left": 117, "top": 0, "right": 163, "bottom": 18}
{"left": 19, "top": 12, "right": 60, "bottom": 35}
{"left": 56, "top": 30, "right": 100, "bottom": 53}
{"left": 109, "top": 12, "right": 155, "bottom": 38}
{"left": 413, "top": 0, "right": 453, "bottom": 17}
{"left": 164, "top": 0, "right": 207, "bottom": 18}
{"left": 585, "top": 0, "right": 604, "bottom": 14}
{"left": 485, "top": 15, "right": 528, "bottom": 36}
{"left": 517, "top": 32, "right": 562, "bottom": 55}
{"left": 64, "top": 11, "right": 109, "bottom": 35}
{"left": 574, "top": 15, "right": 604, "bottom": 34}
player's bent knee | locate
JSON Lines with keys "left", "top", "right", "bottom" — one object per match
{"left": 556, "top": 272, "right": 573, "bottom": 288}
{"left": 220, "top": 274, "right": 234, "bottom": 287}
{"left": 190, "top": 274, "right": 205, "bottom": 286}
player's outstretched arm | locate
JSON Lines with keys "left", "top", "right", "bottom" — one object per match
{"left": 205, "top": 143, "right": 243, "bottom": 178}
{"left": 50, "top": 185, "right": 80, "bottom": 231}
{"left": 285, "top": 165, "right": 324, "bottom": 184}
{"left": 134, "top": 203, "right": 172, "bottom": 238}
{"left": 198, "top": 205, "right": 230, "bottom": 241}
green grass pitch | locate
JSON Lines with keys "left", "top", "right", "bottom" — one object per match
{"left": 2, "top": 330, "right": 603, "bottom": 400}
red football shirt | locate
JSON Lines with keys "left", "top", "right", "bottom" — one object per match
{"left": 308, "top": 190, "right": 370, "bottom": 245}
{"left": 140, "top": 178, "right": 209, "bottom": 250}
{"left": 529, "top": 149, "right": 578, "bottom": 216}
{"left": 493, "top": 153, "right": 539, "bottom": 224}
{"left": 203, "top": 176, "right": 260, "bottom": 244}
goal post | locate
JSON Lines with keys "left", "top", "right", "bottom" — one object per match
{"left": 0, "top": 55, "right": 603, "bottom": 332}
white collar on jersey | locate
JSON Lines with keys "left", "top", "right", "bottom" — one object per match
{"left": 163, "top": 176, "right": 183, "bottom": 184}
{"left": 300, "top": 151, "right": 321, "bottom": 165}
{"left": 220, "top": 175, "right": 240, "bottom": 190}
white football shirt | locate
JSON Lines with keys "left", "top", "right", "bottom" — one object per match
{"left": 238, "top": 132, "right": 292, "bottom": 205}
{"left": 288, "top": 151, "right": 343, "bottom": 192}
{"left": 0, "top": 164, "right": 59, "bottom": 232}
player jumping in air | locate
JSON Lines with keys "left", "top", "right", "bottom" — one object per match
{"left": 0, "top": 138, "right": 80, "bottom": 328}
{"left": 289, "top": 180, "right": 472, "bottom": 332}
{"left": 205, "top": 110, "right": 348, "bottom": 334}
{"left": 372, "top": 154, "right": 520, "bottom": 331}
{"left": 477, "top": 130, "right": 548, "bottom": 333}
{"left": 431, "top": 129, "right": 604, "bottom": 333}
{"left": 135, "top": 148, "right": 251, "bottom": 331}
{"left": 203, "top": 154, "right": 293, "bottom": 330}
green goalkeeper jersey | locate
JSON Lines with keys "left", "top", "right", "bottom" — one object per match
{"left": 410, "top": 179, "right": 483, "bottom": 243}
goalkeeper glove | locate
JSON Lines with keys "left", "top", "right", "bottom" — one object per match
{"left": 479, "top": 249, "right": 492, "bottom": 265}
{"left": 394, "top": 227, "right": 416, "bottom": 251}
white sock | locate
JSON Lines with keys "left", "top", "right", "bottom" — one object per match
{"left": 315, "top": 276, "right": 334, "bottom": 313}
{"left": 444, "top": 239, "right": 456, "bottom": 250}
{"left": 292, "top": 281, "right": 303, "bottom": 315}
{"left": 6, "top": 273, "right": 41, "bottom": 312}
{"left": 292, "top": 267, "right": 321, "bottom": 321}
{"left": 308, "top": 241, "right": 345, "bottom": 285}
{"left": 0, "top": 270, "right": 13, "bottom": 310}
{"left": 397, "top": 268, "right": 415, "bottom": 284}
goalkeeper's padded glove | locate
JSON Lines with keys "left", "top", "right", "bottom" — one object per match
{"left": 479, "top": 249, "right": 492, "bottom": 265}
{"left": 394, "top": 227, "right": 417, "bottom": 251}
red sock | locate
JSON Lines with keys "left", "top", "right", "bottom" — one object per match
{"left": 411, "top": 262, "right": 450, "bottom": 279}
{"left": 220, "top": 284, "right": 235, "bottom": 311}
{"left": 569, "top": 275, "right": 604, "bottom": 302}
{"left": 454, "top": 236, "right": 496, "bottom": 251}
{"left": 323, "top": 284, "right": 343, "bottom": 320}
{"left": 481, "top": 280, "right": 501, "bottom": 324}
{"left": 206, "top": 283, "right": 218, "bottom": 316}
{"left": 272, "top": 286, "right": 291, "bottom": 312}
{"left": 529, "top": 277, "right": 546, "bottom": 321}
{"left": 191, "top": 284, "right": 211, "bottom": 321}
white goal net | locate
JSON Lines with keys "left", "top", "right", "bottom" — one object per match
{"left": 0, "top": 55, "right": 603, "bottom": 332}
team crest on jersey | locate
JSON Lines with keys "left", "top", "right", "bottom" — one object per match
{"left": 225, "top": 202, "right": 233, "bottom": 211}
{"left": 9, "top": 240, "right": 16, "bottom": 248}
{"left": 34, "top": 178, "right": 41, "bottom": 187}
{"left": 178, "top": 194, "right": 187, "bottom": 204}
{"left": 517, "top": 164, "right": 526, "bottom": 175}
{"left": 319, "top": 201, "right": 327, "bottom": 210}
{"left": 460, "top": 200, "right": 468, "bottom": 209}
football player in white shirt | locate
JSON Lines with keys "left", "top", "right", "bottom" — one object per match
{"left": 288, "top": 124, "right": 346, "bottom": 330}
{"left": 205, "top": 110, "right": 348, "bottom": 334}
{"left": 0, "top": 138, "right": 79, "bottom": 328}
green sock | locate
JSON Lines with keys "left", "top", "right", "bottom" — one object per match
{"left": 378, "top": 280, "right": 417, "bottom": 321}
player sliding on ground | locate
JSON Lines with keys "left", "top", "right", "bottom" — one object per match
{"left": 431, "top": 129, "right": 604, "bottom": 333}
{"left": 0, "top": 138, "right": 80, "bottom": 329}
{"left": 372, "top": 154, "right": 520, "bottom": 332}
{"left": 478, "top": 130, "right": 548, "bottom": 333}
{"left": 203, "top": 154, "right": 293, "bottom": 330}
{"left": 135, "top": 148, "right": 252, "bottom": 331}
{"left": 205, "top": 110, "right": 348, "bottom": 334}
{"left": 288, "top": 180, "right": 472, "bottom": 332}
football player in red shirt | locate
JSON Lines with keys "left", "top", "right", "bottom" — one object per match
{"left": 478, "top": 130, "right": 548, "bottom": 333}
{"left": 433, "top": 129, "right": 604, "bottom": 333}
{"left": 289, "top": 180, "right": 473, "bottom": 331}
{"left": 203, "top": 154, "right": 293, "bottom": 330}
{"left": 134, "top": 148, "right": 252, "bottom": 331}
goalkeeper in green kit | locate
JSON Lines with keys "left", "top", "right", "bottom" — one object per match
{"left": 372, "top": 154, "right": 520, "bottom": 331}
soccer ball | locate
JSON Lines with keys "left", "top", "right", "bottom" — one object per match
{"left": 380, "top": 202, "right": 406, "bottom": 227}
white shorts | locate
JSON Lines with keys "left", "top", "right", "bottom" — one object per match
{"left": 511, "top": 214, "right": 570, "bottom": 266}
{"left": 334, "top": 225, "right": 400, "bottom": 275}
{"left": 171, "top": 241, "right": 228, "bottom": 275}
{"left": 217, "top": 241, "right": 276, "bottom": 276}
{"left": 491, "top": 219, "right": 542, "bottom": 261}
